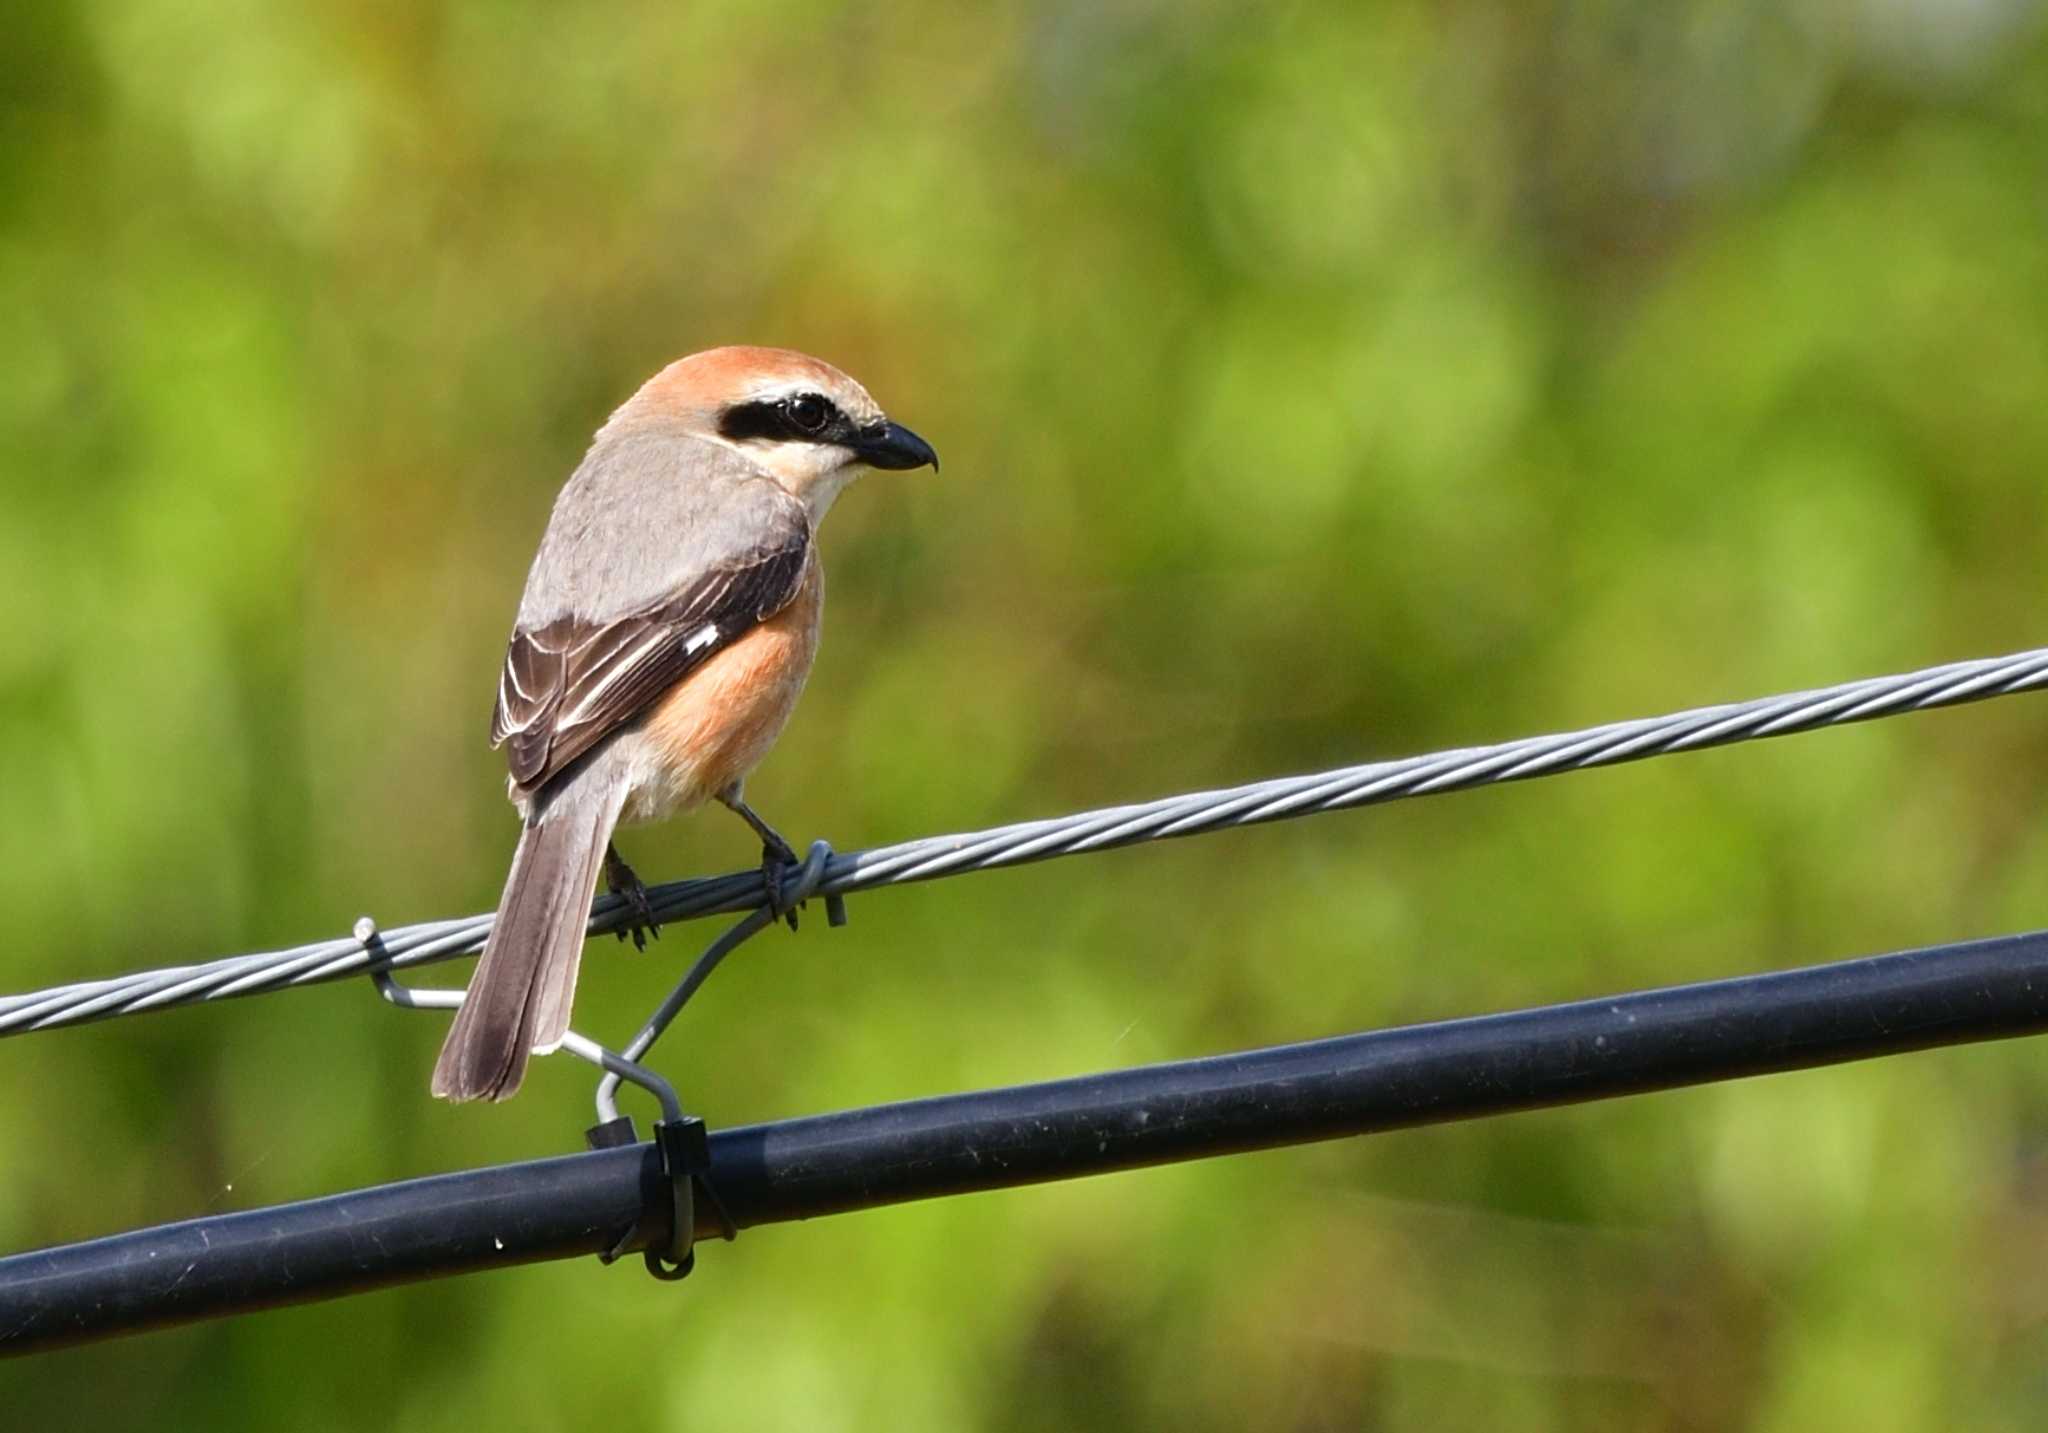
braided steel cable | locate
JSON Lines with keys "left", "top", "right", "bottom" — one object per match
{"left": 5, "top": 643, "right": 2045, "bottom": 1037}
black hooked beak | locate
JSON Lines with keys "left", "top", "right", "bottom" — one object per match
{"left": 852, "top": 420, "right": 939, "bottom": 472}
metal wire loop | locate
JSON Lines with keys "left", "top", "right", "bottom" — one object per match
{"left": 594, "top": 838, "right": 839, "bottom": 1126}
{"left": 356, "top": 912, "right": 687, "bottom": 1122}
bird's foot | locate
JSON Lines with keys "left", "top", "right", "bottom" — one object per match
{"left": 721, "top": 791, "right": 804, "bottom": 931}
{"left": 761, "top": 835, "right": 801, "bottom": 931}
{"left": 604, "top": 844, "right": 661, "bottom": 952}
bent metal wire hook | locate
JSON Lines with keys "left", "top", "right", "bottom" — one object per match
{"left": 359, "top": 916, "right": 686, "bottom": 1124}
{"left": 592, "top": 839, "right": 841, "bottom": 1125}
{"left": 357, "top": 841, "right": 837, "bottom": 1123}
{"left": 359, "top": 839, "right": 841, "bottom": 1278}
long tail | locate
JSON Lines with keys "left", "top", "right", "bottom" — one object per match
{"left": 431, "top": 773, "right": 628, "bottom": 1102}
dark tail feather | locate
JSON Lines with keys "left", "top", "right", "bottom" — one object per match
{"left": 431, "top": 776, "right": 625, "bottom": 1102}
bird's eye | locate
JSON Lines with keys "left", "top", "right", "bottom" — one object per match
{"left": 786, "top": 393, "right": 832, "bottom": 435}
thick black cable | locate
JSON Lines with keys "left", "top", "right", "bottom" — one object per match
{"left": 7, "top": 924, "right": 2047, "bottom": 1355}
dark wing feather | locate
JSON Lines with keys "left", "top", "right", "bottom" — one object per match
{"left": 490, "top": 494, "right": 812, "bottom": 795}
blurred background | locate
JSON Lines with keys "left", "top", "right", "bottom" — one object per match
{"left": 6, "top": 1, "right": 2048, "bottom": 1427}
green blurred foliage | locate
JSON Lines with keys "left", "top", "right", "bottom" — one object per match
{"left": 6, "top": 1, "right": 2048, "bottom": 1427}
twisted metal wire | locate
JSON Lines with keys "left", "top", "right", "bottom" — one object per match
{"left": 6, "top": 643, "right": 2045, "bottom": 1038}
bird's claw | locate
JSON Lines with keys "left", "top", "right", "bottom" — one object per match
{"left": 762, "top": 838, "right": 801, "bottom": 931}
{"left": 604, "top": 847, "right": 662, "bottom": 952}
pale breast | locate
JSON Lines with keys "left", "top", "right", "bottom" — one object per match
{"left": 620, "top": 550, "right": 824, "bottom": 825}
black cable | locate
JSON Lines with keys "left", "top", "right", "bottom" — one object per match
{"left": 7, "top": 925, "right": 2048, "bottom": 1355}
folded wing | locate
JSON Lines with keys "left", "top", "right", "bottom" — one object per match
{"left": 489, "top": 479, "right": 812, "bottom": 795}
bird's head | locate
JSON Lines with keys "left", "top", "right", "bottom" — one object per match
{"left": 609, "top": 346, "right": 938, "bottom": 518}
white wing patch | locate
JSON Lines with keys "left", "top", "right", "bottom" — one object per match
{"left": 682, "top": 623, "right": 721, "bottom": 655}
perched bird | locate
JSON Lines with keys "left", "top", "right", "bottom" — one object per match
{"left": 432, "top": 347, "right": 938, "bottom": 1102}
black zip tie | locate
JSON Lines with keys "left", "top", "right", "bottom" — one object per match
{"left": 586, "top": 1114, "right": 733, "bottom": 1279}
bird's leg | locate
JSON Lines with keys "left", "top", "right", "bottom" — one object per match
{"left": 717, "top": 786, "right": 801, "bottom": 930}
{"left": 604, "top": 842, "right": 661, "bottom": 951}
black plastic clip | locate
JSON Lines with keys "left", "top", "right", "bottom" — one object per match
{"left": 587, "top": 1114, "right": 735, "bottom": 1281}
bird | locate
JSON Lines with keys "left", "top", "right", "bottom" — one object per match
{"left": 431, "top": 346, "right": 938, "bottom": 1102}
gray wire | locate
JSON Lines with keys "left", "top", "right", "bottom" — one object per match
{"left": 5, "top": 644, "right": 2045, "bottom": 1038}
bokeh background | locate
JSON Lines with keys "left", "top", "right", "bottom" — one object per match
{"left": 7, "top": 1, "right": 2048, "bottom": 1427}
